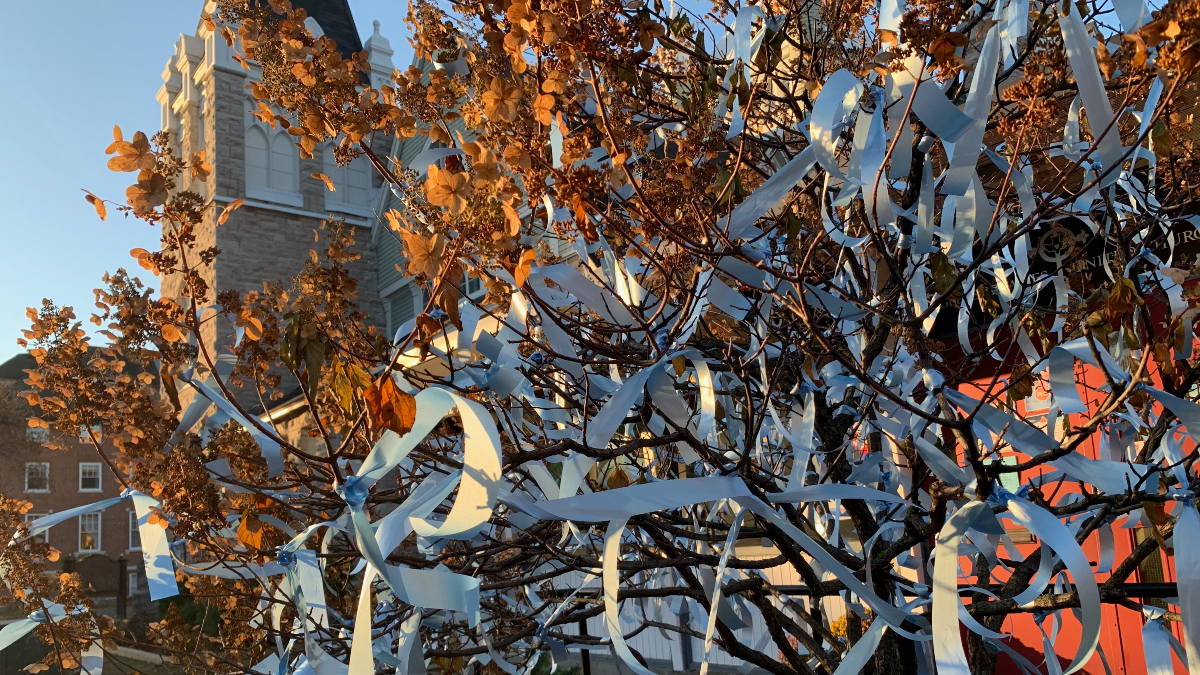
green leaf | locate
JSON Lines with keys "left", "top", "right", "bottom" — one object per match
{"left": 303, "top": 339, "right": 325, "bottom": 392}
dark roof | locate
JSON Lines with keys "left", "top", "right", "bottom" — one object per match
{"left": 0, "top": 353, "right": 35, "bottom": 382}
{"left": 254, "top": 0, "right": 363, "bottom": 59}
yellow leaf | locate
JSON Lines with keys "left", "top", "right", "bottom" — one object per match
{"left": 313, "top": 173, "right": 336, "bottom": 191}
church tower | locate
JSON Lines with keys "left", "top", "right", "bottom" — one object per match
{"left": 156, "top": 1, "right": 394, "bottom": 360}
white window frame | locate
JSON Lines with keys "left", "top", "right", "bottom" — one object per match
{"left": 78, "top": 462, "right": 102, "bottom": 493}
{"left": 24, "top": 513, "right": 47, "bottom": 545}
{"left": 25, "top": 427, "right": 49, "bottom": 444}
{"left": 78, "top": 513, "right": 101, "bottom": 553}
{"left": 24, "top": 463, "right": 49, "bottom": 493}
{"left": 128, "top": 511, "right": 141, "bottom": 551}
{"left": 128, "top": 571, "right": 138, "bottom": 598}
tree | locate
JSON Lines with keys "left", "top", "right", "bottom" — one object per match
{"left": 7, "top": 0, "right": 1200, "bottom": 672}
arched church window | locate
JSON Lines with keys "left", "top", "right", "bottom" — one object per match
{"left": 244, "top": 98, "right": 303, "bottom": 207}
{"left": 245, "top": 126, "right": 269, "bottom": 188}
{"left": 270, "top": 134, "right": 298, "bottom": 192}
{"left": 322, "top": 147, "right": 375, "bottom": 218}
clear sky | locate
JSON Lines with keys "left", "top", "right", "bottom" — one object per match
{"left": 0, "top": 0, "right": 412, "bottom": 366}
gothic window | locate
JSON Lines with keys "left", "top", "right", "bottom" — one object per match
{"left": 245, "top": 99, "right": 303, "bottom": 207}
{"left": 270, "top": 134, "right": 298, "bottom": 192}
{"left": 246, "top": 126, "right": 270, "bottom": 188}
{"left": 323, "top": 147, "right": 375, "bottom": 217}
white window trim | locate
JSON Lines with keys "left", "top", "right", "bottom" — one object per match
{"left": 325, "top": 198, "right": 377, "bottom": 219}
{"left": 128, "top": 511, "right": 142, "bottom": 552}
{"left": 24, "top": 462, "right": 49, "bottom": 494}
{"left": 127, "top": 571, "right": 138, "bottom": 598}
{"left": 78, "top": 513, "right": 101, "bottom": 554}
{"left": 24, "top": 513, "right": 48, "bottom": 544}
{"left": 78, "top": 462, "right": 103, "bottom": 493}
{"left": 246, "top": 184, "right": 304, "bottom": 208}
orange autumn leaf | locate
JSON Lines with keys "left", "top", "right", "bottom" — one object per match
{"left": 83, "top": 191, "right": 106, "bottom": 220}
{"left": 313, "top": 173, "right": 336, "bottom": 191}
{"left": 107, "top": 130, "right": 155, "bottom": 172}
{"left": 482, "top": 76, "right": 522, "bottom": 122}
{"left": 218, "top": 198, "right": 243, "bottom": 225}
{"left": 191, "top": 151, "right": 212, "bottom": 182}
{"left": 425, "top": 165, "right": 472, "bottom": 213}
{"left": 927, "top": 32, "right": 968, "bottom": 65}
{"left": 363, "top": 375, "right": 417, "bottom": 436}
{"left": 514, "top": 248, "right": 537, "bottom": 287}
{"left": 237, "top": 514, "right": 265, "bottom": 549}
{"left": 126, "top": 170, "right": 167, "bottom": 215}
{"left": 161, "top": 324, "right": 185, "bottom": 343}
{"left": 400, "top": 229, "right": 445, "bottom": 278}
{"left": 534, "top": 93, "right": 556, "bottom": 125}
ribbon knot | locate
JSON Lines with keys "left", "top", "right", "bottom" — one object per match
{"left": 277, "top": 548, "right": 297, "bottom": 568}
{"left": 337, "top": 476, "right": 368, "bottom": 508}
{"left": 28, "top": 610, "right": 51, "bottom": 625}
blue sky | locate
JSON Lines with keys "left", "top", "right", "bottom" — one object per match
{"left": 0, "top": 0, "right": 412, "bottom": 366}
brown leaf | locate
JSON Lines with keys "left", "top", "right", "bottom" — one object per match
{"left": 928, "top": 32, "right": 968, "bottom": 64}
{"left": 83, "top": 191, "right": 107, "bottom": 220}
{"left": 501, "top": 202, "right": 523, "bottom": 235}
{"left": 1122, "top": 34, "right": 1148, "bottom": 69}
{"left": 218, "top": 198, "right": 243, "bottom": 225}
{"left": 130, "top": 248, "right": 159, "bottom": 275}
{"left": 436, "top": 264, "right": 464, "bottom": 330}
{"left": 191, "top": 151, "right": 212, "bottom": 182}
{"left": 425, "top": 166, "right": 472, "bottom": 213}
{"left": 482, "top": 77, "right": 522, "bottom": 122}
{"left": 107, "top": 131, "right": 155, "bottom": 172}
{"left": 237, "top": 514, "right": 265, "bottom": 549}
{"left": 313, "top": 173, "right": 336, "bottom": 191}
{"left": 1096, "top": 39, "right": 1116, "bottom": 79}
{"left": 126, "top": 170, "right": 168, "bottom": 215}
{"left": 1141, "top": 19, "right": 1180, "bottom": 46}
{"left": 400, "top": 229, "right": 446, "bottom": 278}
{"left": 607, "top": 467, "right": 631, "bottom": 488}
{"left": 363, "top": 375, "right": 417, "bottom": 436}
{"left": 413, "top": 313, "right": 443, "bottom": 348}
{"left": 1105, "top": 277, "right": 1143, "bottom": 327}
{"left": 534, "top": 93, "right": 556, "bottom": 125}
{"left": 105, "top": 125, "right": 124, "bottom": 154}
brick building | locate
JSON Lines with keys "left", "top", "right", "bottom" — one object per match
{"left": 0, "top": 353, "right": 145, "bottom": 602}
